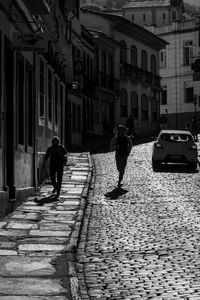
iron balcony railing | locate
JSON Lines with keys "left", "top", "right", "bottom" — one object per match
{"left": 95, "top": 71, "right": 120, "bottom": 93}
{"left": 120, "top": 62, "right": 161, "bottom": 88}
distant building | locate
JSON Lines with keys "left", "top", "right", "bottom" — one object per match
{"left": 149, "top": 19, "right": 200, "bottom": 130}
{"left": 122, "top": 0, "right": 185, "bottom": 27}
{"left": 116, "top": 0, "right": 200, "bottom": 131}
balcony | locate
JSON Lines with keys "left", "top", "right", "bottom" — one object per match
{"left": 24, "top": 0, "right": 50, "bottom": 15}
{"left": 120, "top": 63, "right": 161, "bottom": 88}
{"left": 95, "top": 71, "right": 120, "bottom": 94}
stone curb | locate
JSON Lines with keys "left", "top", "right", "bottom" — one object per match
{"left": 67, "top": 153, "right": 94, "bottom": 300}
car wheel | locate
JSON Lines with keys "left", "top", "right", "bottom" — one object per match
{"left": 152, "top": 160, "right": 160, "bottom": 171}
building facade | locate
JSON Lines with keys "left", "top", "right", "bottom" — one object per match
{"left": 119, "top": 0, "right": 200, "bottom": 131}
{"left": 80, "top": 8, "right": 167, "bottom": 136}
{"left": 0, "top": 0, "right": 74, "bottom": 218}
{"left": 150, "top": 20, "right": 200, "bottom": 130}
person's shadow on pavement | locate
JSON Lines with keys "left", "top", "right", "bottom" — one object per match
{"left": 104, "top": 187, "right": 128, "bottom": 200}
{"left": 34, "top": 194, "right": 59, "bottom": 206}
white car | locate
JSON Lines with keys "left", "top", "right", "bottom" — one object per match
{"left": 152, "top": 130, "right": 198, "bottom": 170}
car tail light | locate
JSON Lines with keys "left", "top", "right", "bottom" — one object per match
{"left": 155, "top": 142, "right": 163, "bottom": 149}
{"left": 190, "top": 144, "right": 197, "bottom": 150}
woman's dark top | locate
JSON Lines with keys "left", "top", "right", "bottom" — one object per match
{"left": 116, "top": 136, "right": 129, "bottom": 156}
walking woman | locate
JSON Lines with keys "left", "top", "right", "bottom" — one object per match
{"left": 110, "top": 125, "right": 132, "bottom": 188}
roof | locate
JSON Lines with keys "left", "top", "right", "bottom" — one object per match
{"left": 87, "top": 28, "right": 120, "bottom": 47}
{"left": 123, "top": 0, "right": 171, "bottom": 8}
{"left": 81, "top": 8, "right": 167, "bottom": 50}
{"left": 159, "top": 129, "right": 192, "bottom": 134}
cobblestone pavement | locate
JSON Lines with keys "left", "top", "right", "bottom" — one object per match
{"left": 77, "top": 140, "right": 200, "bottom": 300}
{"left": 0, "top": 153, "right": 92, "bottom": 299}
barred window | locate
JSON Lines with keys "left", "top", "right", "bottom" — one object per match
{"left": 141, "top": 50, "right": 147, "bottom": 70}
{"left": 120, "top": 89, "right": 128, "bottom": 118}
{"left": 141, "top": 94, "right": 148, "bottom": 121}
{"left": 185, "top": 87, "right": 193, "bottom": 103}
{"left": 131, "top": 45, "right": 137, "bottom": 67}
{"left": 131, "top": 92, "right": 138, "bottom": 119}
{"left": 161, "top": 87, "right": 167, "bottom": 105}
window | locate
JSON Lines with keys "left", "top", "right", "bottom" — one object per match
{"left": 77, "top": 48, "right": 81, "bottom": 58}
{"left": 160, "top": 50, "right": 166, "bottom": 68}
{"left": 101, "top": 51, "right": 107, "bottom": 74}
{"left": 48, "top": 68, "right": 53, "bottom": 123}
{"left": 132, "top": 15, "right": 134, "bottom": 22}
{"left": 131, "top": 45, "right": 137, "bottom": 67}
{"left": 72, "top": 103, "right": 77, "bottom": 132}
{"left": 90, "top": 58, "right": 93, "bottom": 80}
{"left": 120, "top": 89, "right": 128, "bottom": 118}
{"left": 94, "top": 98, "right": 100, "bottom": 124}
{"left": 39, "top": 59, "right": 45, "bottom": 118}
{"left": 131, "top": 92, "right": 138, "bottom": 119}
{"left": 120, "top": 41, "right": 127, "bottom": 65}
{"left": 163, "top": 13, "right": 166, "bottom": 20}
{"left": 55, "top": 77, "right": 59, "bottom": 126}
{"left": 16, "top": 53, "right": 24, "bottom": 145}
{"left": 60, "top": 83, "right": 64, "bottom": 140}
{"left": 108, "top": 54, "right": 113, "bottom": 77}
{"left": 26, "top": 62, "right": 33, "bottom": 147}
{"left": 141, "top": 50, "right": 147, "bottom": 70}
{"left": 143, "top": 14, "right": 146, "bottom": 21}
{"left": 77, "top": 105, "right": 81, "bottom": 134}
{"left": 151, "top": 54, "right": 156, "bottom": 74}
{"left": 151, "top": 98, "right": 157, "bottom": 123}
{"left": 185, "top": 87, "right": 194, "bottom": 103}
{"left": 172, "top": 11, "right": 177, "bottom": 21}
{"left": 161, "top": 87, "right": 167, "bottom": 105}
{"left": 183, "top": 41, "right": 193, "bottom": 66}
{"left": 198, "top": 96, "right": 200, "bottom": 107}
{"left": 83, "top": 52, "right": 86, "bottom": 74}
{"left": 87, "top": 54, "right": 90, "bottom": 77}
{"left": 141, "top": 94, "right": 148, "bottom": 121}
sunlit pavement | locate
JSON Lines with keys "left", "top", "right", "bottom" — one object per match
{"left": 0, "top": 152, "right": 92, "bottom": 299}
{"left": 77, "top": 136, "right": 200, "bottom": 300}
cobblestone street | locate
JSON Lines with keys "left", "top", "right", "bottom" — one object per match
{"left": 77, "top": 141, "right": 200, "bottom": 300}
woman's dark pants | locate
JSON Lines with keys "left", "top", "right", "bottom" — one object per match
{"left": 116, "top": 155, "right": 128, "bottom": 183}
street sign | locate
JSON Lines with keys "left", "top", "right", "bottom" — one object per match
{"left": 13, "top": 32, "right": 48, "bottom": 52}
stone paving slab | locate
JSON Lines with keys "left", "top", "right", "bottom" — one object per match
{"left": 0, "top": 152, "right": 92, "bottom": 299}
{"left": 0, "top": 277, "right": 68, "bottom": 296}
{"left": 0, "top": 297, "right": 69, "bottom": 300}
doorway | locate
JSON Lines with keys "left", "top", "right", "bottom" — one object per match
{"left": 4, "top": 37, "right": 15, "bottom": 199}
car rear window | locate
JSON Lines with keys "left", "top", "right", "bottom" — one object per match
{"left": 160, "top": 133, "right": 192, "bottom": 142}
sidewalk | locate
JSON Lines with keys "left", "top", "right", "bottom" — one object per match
{"left": 0, "top": 152, "right": 93, "bottom": 299}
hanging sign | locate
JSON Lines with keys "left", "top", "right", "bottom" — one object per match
{"left": 13, "top": 32, "right": 48, "bottom": 52}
